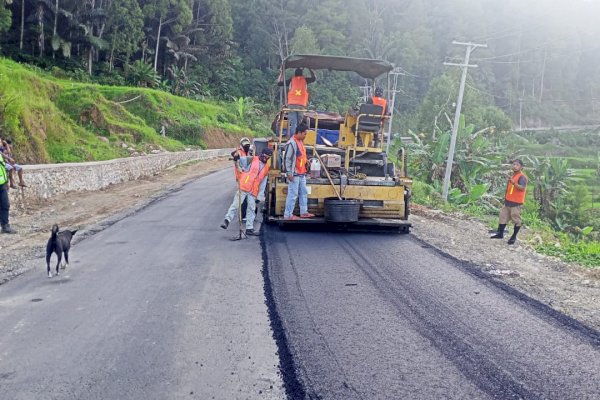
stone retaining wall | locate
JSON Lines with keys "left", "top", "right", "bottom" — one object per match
{"left": 7, "top": 148, "right": 231, "bottom": 208}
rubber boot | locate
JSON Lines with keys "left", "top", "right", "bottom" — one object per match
{"left": 508, "top": 225, "right": 521, "bottom": 245}
{"left": 490, "top": 224, "right": 506, "bottom": 239}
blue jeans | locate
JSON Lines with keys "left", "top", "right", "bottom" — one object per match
{"left": 224, "top": 190, "right": 257, "bottom": 230}
{"left": 287, "top": 105, "right": 304, "bottom": 136}
{"left": 284, "top": 175, "right": 308, "bottom": 218}
{"left": 0, "top": 184, "right": 9, "bottom": 226}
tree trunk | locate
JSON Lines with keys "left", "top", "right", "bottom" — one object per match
{"left": 37, "top": 4, "right": 45, "bottom": 58}
{"left": 109, "top": 39, "right": 115, "bottom": 72}
{"left": 19, "top": 0, "right": 25, "bottom": 50}
{"left": 53, "top": 0, "right": 59, "bottom": 59}
{"left": 88, "top": 48, "right": 93, "bottom": 75}
{"left": 154, "top": 16, "right": 163, "bottom": 72}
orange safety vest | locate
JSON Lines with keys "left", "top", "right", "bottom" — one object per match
{"left": 293, "top": 136, "right": 308, "bottom": 175}
{"left": 233, "top": 147, "right": 249, "bottom": 181}
{"left": 371, "top": 96, "right": 387, "bottom": 115}
{"left": 239, "top": 156, "right": 270, "bottom": 197}
{"left": 287, "top": 76, "right": 309, "bottom": 107}
{"left": 504, "top": 171, "right": 528, "bottom": 204}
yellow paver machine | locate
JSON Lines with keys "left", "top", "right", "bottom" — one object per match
{"left": 257, "top": 54, "right": 412, "bottom": 233}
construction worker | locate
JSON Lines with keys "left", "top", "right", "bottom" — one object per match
{"left": 220, "top": 147, "right": 273, "bottom": 236}
{"left": 0, "top": 152, "right": 15, "bottom": 234}
{"left": 364, "top": 87, "right": 389, "bottom": 147}
{"left": 491, "top": 159, "right": 528, "bottom": 244}
{"left": 368, "top": 87, "right": 389, "bottom": 115}
{"left": 231, "top": 137, "right": 253, "bottom": 219}
{"left": 231, "top": 137, "right": 253, "bottom": 181}
{"left": 278, "top": 67, "right": 316, "bottom": 136}
{"left": 283, "top": 123, "right": 315, "bottom": 220}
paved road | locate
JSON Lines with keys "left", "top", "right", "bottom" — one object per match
{"left": 264, "top": 228, "right": 600, "bottom": 399}
{"left": 0, "top": 169, "right": 283, "bottom": 400}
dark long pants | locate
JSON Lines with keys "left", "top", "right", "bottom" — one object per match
{"left": 0, "top": 184, "right": 9, "bottom": 226}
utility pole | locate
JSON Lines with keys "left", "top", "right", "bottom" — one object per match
{"left": 441, "top": 41, "right": 487, "bottom": 201}
{"left": 519, "top": 98, "right": 523, "bottom": 131}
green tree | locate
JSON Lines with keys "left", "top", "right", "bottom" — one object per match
{"left": 291, "top": 25, "right": 320, "bottom": 55}
{"left": 105, "top": 0, "right": 144, "bottom": 70}
{"left": 142, "top": 0, "right": 193, "bottom": 72}
{"left": 0, "top": 0, "right": 12, "bottom": 34}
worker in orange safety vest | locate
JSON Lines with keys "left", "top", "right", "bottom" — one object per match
{"left": 491, "top": 159, "right": 528, "bottom": 244}
{"left": 220, "top": 148, "right": 273, "bottom": 236}
{"left": 368, "top": 87, "right": 389, "bottom": 116}
{"left": 278, "top": 67, "right": 316, "bottom": 137}
{"left": 282, "top": 123, "right": 315, "bottom": 220}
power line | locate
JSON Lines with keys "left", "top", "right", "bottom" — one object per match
{"left": 465, "top": 82, "right": 510, "bottom": 100}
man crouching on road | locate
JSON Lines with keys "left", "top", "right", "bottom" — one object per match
{"left": 491, "top": 159, "right": 528, "bottom": 245}
{"left": 220, "top": 148, "right": 273, "bottom": 236}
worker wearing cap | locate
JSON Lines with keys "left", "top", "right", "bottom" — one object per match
{"left": 231, "top": 137, "right": 253, "bottom": 219}
{"left": 231, "top": 137, "right": 253, "bottom": 181}
{"left": 221, "top": 148, "right": 273, "bottom": 236}
{"left": 491, "top": 159, "right": 528, "bottom": 244}
{"left": 278, "top": 67, "right": 316, "bottom": 137}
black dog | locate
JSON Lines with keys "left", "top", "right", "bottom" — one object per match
{"left": 46, "top": 225, "right": 77, "bottom": 278}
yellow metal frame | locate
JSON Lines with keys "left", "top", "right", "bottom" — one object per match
{"left": 272, "top": 180, "right": 408, "bottom": 219}
{"left": 276, "top": 107, "right": 318, "bottom": 146}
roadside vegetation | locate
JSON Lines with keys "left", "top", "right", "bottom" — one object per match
{"left": 399, "top": 123, "right": 600, "bottom": 268}
{"left": 0, "top": 58, "right": 264, "bottom": 163}
{"left": 0, "top": 1, "right": 598, "bottom": 266}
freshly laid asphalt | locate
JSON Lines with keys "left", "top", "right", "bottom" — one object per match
{"left": 2, "top": 166, "right": 600, "bottom": 400}
{"left": 263, "top": 227, "right": 600, "bottom": 399}
{"left": 0, "top": 169, "right": 283, "bottom": 400}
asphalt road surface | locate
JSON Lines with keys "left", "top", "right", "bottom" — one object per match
{"left": 263, "top": 227, "right": 600, "bottom": 400}
{"left": 0, "top": 169, "right": 283, "bottom": 400}
{"left": 3, "top": 167, "right": 600, "bottom": 400}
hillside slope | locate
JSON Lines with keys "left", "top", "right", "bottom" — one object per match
{"left": 0, "top": 59, "right": 250, "bottom": 164}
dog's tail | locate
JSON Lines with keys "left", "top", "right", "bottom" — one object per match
{"left": 51, "top": 224, "right": 59, "bottom": 242}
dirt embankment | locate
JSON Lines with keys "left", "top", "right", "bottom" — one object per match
{"left": 1, "top": 164, "right": 599, "bottom": 332}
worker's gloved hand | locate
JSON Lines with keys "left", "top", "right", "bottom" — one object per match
{"left": 232, "top": 153, "right": 241, "bottom": 162}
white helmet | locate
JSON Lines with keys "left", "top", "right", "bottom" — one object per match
{"left": 240, "top": 137, "right": 251, "bottom": 146}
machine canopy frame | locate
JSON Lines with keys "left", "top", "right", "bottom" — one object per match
{"left": 283, "top": 54, "right": 393, "bottom": 80}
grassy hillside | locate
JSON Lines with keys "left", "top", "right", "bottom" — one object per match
{"left": 0, "top": 59, "right": 253, "bottom": 164}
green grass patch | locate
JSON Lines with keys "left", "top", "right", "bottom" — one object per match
{"left": 537, "top": 238, "right": 600, "bottom": 268}
{"left": 0, "top": 58, "right": 254, "bottom": 163}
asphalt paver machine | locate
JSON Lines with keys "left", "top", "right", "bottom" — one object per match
{"left": 260, "top": 54, "right": 412, "bottom": 232}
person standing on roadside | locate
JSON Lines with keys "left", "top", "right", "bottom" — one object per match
{"left": 491, "top": 159, "right": 528, "bottom": 244}
{"left": 283, "top": 123, "right": 315, "bottom": 220}
{"left": 278, "top": 67, "right": 316, "bottom": 136}
{"left": 0, "top": 152, "right": 16, "bottom": 234}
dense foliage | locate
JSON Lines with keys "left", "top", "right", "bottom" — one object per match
{"left": 0, "top": 58, "right": 254, "bottom": 163}
{"left": 0, "top": 0, "right": 598, "bottom": 131}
